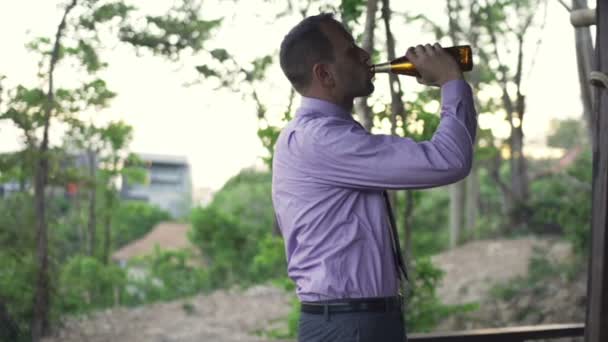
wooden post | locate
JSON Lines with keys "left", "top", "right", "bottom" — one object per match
{"left": 585, "top": 2, "right": 608, "bottom": 342}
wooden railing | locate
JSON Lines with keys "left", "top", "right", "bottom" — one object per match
{"left": 409, "top": 323, "right": 584, "bottom": 342}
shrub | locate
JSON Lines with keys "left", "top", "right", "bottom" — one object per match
{"left": 122, "top": 248, "right": 210, "bottom": 304}
{"left": 406, "top": 257, "right": 478, "bottom": 332}
{"left": 58, "top": 255, "right": 126, "bottom": 313}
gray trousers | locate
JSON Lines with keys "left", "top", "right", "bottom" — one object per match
{"left": 298, "top": 310, "right": 407, "bottom": 342}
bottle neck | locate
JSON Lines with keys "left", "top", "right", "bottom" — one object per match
{"left": 371, "top": 62, "right": 392, "bottom": 73}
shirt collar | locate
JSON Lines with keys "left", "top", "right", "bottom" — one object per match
{"left": 298, "top": 96, "right": 352, "bottom": 119}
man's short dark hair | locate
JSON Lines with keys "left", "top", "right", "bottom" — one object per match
{"left": 279, "top": 13, "right": 338, "bottom": 92}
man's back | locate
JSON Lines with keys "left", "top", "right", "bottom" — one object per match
{"left": 272, "top": 98, "right": 399, "bottom": 301}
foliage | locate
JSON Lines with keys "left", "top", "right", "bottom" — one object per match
{"left": 190, "top": 204, "right": 256, "bottom": 286}
{"left": 190, "top": 169, "right": 286, "bottom": 289}
{"left": 211, "top": 170, "right": 274, "bottom": 232}
{"left": 57, "top": 256, "right": 126, "bottom": 314}
{"left": 123, "top": 249, "right": 210, "bottom": 304}
{"left": 263, "top": 296, "right": 301, "bottom": 339}
{"left": 0, "top": 251, "right": 36, "bottom": 339}
{"left": 547, "top": 118, "right": 588, "bottom": 149}
{"left": 0, "top": 0, "right": 225, "bottom": 337}
{"left": 251, "top": 234, "right": 288, "bottom": 281}
{"left": 396, "top": 189, "right": 450, "bottom": 257}
{"left": 339, "top": 0, "right": 366, "bottom": 32}
{"left": 405, "top": 257, "right": 478, "bottom": 332}
{"left": 111, "top": 201, "right": 172, "bottom": 249}
{"left": 0, "top": 194, "right": 40, "bottom": 338}
{"left": 489, "top": 247, "right": 579, "bottom": 302}
{"left": 525, "top": 151, "right": 592, "bottom": 255}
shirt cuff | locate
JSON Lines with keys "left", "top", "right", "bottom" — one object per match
{"left": 441, "top": 79, "right": 472, "bottom": 104}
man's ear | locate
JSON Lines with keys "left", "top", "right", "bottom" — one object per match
{"left": 312, "top": 63, "right": 335, "bottom": 88}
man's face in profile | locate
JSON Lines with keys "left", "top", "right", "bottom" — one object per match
{"left": 321, "top": 21, "right": 374, "bottom": 99}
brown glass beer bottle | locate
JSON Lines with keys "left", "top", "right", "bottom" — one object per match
{"left": 371, "top": 45, "right": 473, "bottom": 77}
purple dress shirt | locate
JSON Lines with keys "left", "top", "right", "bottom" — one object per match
{"left": 271, "top": 80, "right": 477, "bottom": 301}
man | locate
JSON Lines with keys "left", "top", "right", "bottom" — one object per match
{"left": 272, "top": 13, "right": 477, "bottom": 342}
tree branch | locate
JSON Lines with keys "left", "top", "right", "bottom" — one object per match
{"left": 42, "top": 0, "right": 78, "bottom": 153}
{"left": 526, "top": 0, "right": 549, "bottom": 83}
{"left": 556, "top": 0, "right": 572, "bottom": 12}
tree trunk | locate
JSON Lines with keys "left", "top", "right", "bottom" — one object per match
{"left": 102, "top": 159, "right": 117, "bottom": 265}
{"left": 464, "top": 4, "right": 483, "bottom": 235}
{"left": 510, "top": 37, "right": 530, "bottom": 205}
{"left": 102, "top": 189, "right": 113, "bottom": 265}
{"left": 354, "top": 0, "right": 378, "bottom": 131}
{"left": 449, "top": 181, "right": 466, "bottom": 247}
{"left": 465, "top": 163, "right": 480, "bottom": 233}
{"left": 74, "top": 187, "right": 85, "bottom": 254}
{"left": 31, "top": 2, "right": 77, "bottom": 340}
{"left": 31, "top": 65, "right": 52, "bottom": 342}
{"left": 0, "top": 301, "right": 19, "bottom": 341}
{"left": 447, "top": 0, "right": 466, "bottom": 246}
{"left": 87, "top": 149, "right": 97, "bottom": 257}
{"left": 573, "top": 0, "right": 597, "bottom": 147}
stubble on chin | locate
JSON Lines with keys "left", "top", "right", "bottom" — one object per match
{"left": 355, "top": 82, "right": 374, "bottom": 98}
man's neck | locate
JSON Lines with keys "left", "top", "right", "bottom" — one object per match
{"left": 304, "top": 92, "right": 353, "bottom": 114}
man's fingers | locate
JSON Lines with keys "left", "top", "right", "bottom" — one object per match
{"left": 425, "top": 43, "right": 435, "bottom": 56}
{"left": 405, "top": 46, "right": 418, "bottom": 62}
{"left": 414, "top": 44, "right": 425, "bottom": 56}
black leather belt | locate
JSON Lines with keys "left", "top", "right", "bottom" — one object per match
{"left": 300, "top": 296, "right": 402, "bottom": 315}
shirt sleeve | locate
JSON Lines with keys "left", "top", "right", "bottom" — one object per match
{"left": 302, "top": 79, "right": 477, "bottom": 190}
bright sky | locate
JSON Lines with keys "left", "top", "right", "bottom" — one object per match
{"left": 0, "top": 0, "right": 594, "bottom": 191}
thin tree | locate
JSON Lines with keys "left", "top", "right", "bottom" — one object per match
{"left": 354, "top": 0, "right": 379, "bottom": 131}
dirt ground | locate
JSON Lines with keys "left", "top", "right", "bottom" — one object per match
{"left": 431, "top": 237, "right": 572, "bottom": 305}
{"left": 43, "top": 285, "right": 293, "bottom": 342}
{"left": 42, "top": 237, "right": 577, "bottom": 342}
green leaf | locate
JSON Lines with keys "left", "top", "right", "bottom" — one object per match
{"left": 119, "top": 1, "right": 222, "bottom": 59}
{"left": 195, "top": 65, "right": 220, "bottom": 78}
{"left": 210, "top": 48, "right": 230, "bottom": 62}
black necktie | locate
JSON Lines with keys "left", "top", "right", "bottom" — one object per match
{"left": 382, "top": 191, "right": 409, "bottom": 285}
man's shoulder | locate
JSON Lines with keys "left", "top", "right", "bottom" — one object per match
{"left": 275, "top": 113, "right": 363, "bottom": 156}
{"left": 294, "top": 113, "right": 358, "bottom": 136}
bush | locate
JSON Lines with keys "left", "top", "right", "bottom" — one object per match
{"left": 58, "top": 255, "right": 126, "bottom": 313}
{"left": 189, "top": 170, "right": 286, "bottom": 288}
{"left": 406, "top": 257, "right": 477, "bottom": 332}
{"left": 122, "top": 248, "right": 210, "bottom": 304}
{"left": 211, "top": 169, "right": 274, "bottom": 235}
{"left": 251, "top": 234, "right": 287, "bottom": 283}
{"left": 405, "top": 189, "right": 450, "bottom": 257}
{"left": 0, "top": 193, "right": 37, "bottom": 338}
{"left": 489, "top": 247, "right": 577, "bottom": 302}
{"left": 0, "top": 251, "right": 36, "bottom": 340}
{"left": 526, "top": 151, "right": 592, "bottom": 255}
{"left": 190, "top": 205, "right": 257, "bottom": 286}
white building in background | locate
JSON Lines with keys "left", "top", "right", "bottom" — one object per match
{"left": 120, "top": 153, "right": 192, "bottom": 218}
